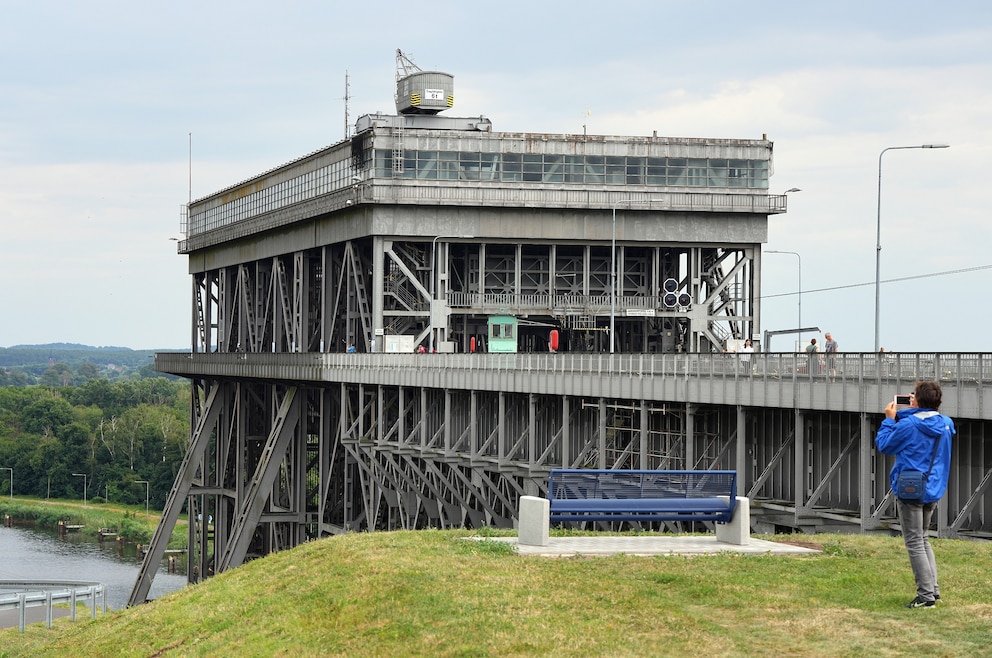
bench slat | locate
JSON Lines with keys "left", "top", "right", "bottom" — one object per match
{"left": 547, "top": 469, "right": 737, "bottom": 524}
{"left": 551, "top": 498, "right": 730, "bottom": 513}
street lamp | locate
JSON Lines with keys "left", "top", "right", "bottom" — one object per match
{"left": 874, "top": 144, "right": 950, "bottom": 351}
{"left": 429, "top": 234, "right": 474, "bottom": 352}
{"left": 135, "top": 480, "right": 149, "bottom": 519}
{"left": 611, "top": 198, "right": 660, "bottom": 353}
{"left": 72, "top": 473, "right": 88, "bottom": 508}
{"left": 0, "top": 467, "right": 11, "bottom": 500}
{"left": 766, "top": 250, "right": 802, "bottom": 347}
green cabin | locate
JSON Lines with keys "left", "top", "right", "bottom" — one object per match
{"left": 487, "top": 316, "right": 518, "bottom": 353}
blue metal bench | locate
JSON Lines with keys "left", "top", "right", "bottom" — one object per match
{"left": 547, "top": 469, "right": 738, "bottom": 524}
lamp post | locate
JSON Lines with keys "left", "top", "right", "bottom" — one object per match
{"left": 429, "top": 234, "right": 474, "bottom": 352}
{"left": 874, "top": 144, "right": 950, "bottom": 351}
{"left": 1, "top": 467, "right": 11, "bottom": 500}
{"left": 72, "top": 473, "right": 87, "bottom": 508}
{"left": 135, "top": 480, "right": 149, "bottom": 519}
{"left": 766, "top": 250, "right": 802, "bottom": 347}
{"left": 611, "top": 199, "right": 660, "bottom": 353}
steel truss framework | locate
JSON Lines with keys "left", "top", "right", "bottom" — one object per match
{"left": 130, "top": 361, "right": 992, "bottom": 605}
{"left": 191, "top": 235, "right": 755, "bottom": 359}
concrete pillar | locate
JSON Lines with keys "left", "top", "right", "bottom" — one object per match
{"left": 518, "top": 495, "right": 550, "bottom": 547}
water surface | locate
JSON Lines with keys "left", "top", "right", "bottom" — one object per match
{"left": 0, "top": 524, "right": 187, "bottom": 610}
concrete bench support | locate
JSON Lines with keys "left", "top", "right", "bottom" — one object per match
{"left": 715, "top": 496, "right": 751, "bottom": 545}
{"left": 518, "top": 495, "right": 550, "bottom": 547}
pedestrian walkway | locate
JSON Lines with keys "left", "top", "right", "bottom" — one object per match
{"left": 478, "top": 535, "right": 821, "bottom": 557}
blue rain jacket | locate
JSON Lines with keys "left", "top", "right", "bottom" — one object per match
{"left": 875, "top": 407, "right": 954, "bottom": 504}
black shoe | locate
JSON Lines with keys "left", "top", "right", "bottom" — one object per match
{"left": 906, "top": 596, "right": 935, "bottom": 609}
{"left": 934, "top": 593, "right": 941, "bottom": 602}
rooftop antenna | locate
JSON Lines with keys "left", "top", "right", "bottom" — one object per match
{"left": 179, "top": 131, "right": 191, "bottom": 239}
{"left": 343, "top": 71, "right": 350, "bottom": 140}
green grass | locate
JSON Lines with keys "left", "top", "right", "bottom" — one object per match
{"left": 3, "top": 530, "right": 992, "bottom": 657}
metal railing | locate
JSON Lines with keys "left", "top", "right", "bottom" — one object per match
{"left": 366, "top": 184, "right": 783, "bottom": 214}
{"left": 446, "top": 292, "right": 687, "bottom": 313}
{"left": 0, "top": 580, "right": 107, "bottom": 633}
{"left": 158, "top": 350, "right": 992, "bottom": 379}
{"left": 155, "top": 351, "right": 992, "bottom": 418}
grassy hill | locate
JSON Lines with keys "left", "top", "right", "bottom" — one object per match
{"left": 4, "top": 529, "right": 992, "bottom": 656}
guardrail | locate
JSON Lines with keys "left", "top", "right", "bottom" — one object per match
{"left": 0, "top": 580, "right": 107, "bottom": 633}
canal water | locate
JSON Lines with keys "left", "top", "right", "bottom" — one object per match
{"left": 0, "top": 524, "right": 188, "bottom": 610}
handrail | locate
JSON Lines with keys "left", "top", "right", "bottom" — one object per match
{"left": 0, "top": 580, "right": 107, "bottom": 633}
{"left": 156, "top": 350, "right": 992, "bottom": 380}
{"left": 153, "top": 351, "right": 992, "bottom": 422}
{"left": 445, "top": 292, "right": 676, "bottom": 313}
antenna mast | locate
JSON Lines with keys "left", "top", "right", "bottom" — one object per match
{"left": 343, "top": 71, "right": 350, "bottom": 139}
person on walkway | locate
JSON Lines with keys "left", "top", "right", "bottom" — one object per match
{"left": 805, "top": 338, "right": 820, "bottom": 375}
{"left": 740, "top": 339, "right": 754, "bottom": 375}
{"left": 823, "top": 332, "right": 838, "bottom": 382}
{"left": 875, "top": 380, "right": 955, "bottom": 609}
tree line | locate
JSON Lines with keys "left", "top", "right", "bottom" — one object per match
{"left": 0, "top": 343, "right": 163, "bottom": 386}
{"left": 0, "top": 377, "right": 190, "bottom": 510}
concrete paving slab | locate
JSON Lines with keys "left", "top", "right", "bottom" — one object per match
{"left": 476, "top": 535, "right": 821, "bottom": 557}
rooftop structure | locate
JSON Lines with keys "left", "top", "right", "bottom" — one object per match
{"left": 179, "top": 56, "right": 782, "bottom": 356}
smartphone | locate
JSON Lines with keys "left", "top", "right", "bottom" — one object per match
{"left": 894, "top": 394, "right": 912, "bottom": 406}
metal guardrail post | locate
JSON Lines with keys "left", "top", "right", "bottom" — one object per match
{"left": 18, "top": 592, "right": 26, "bottom": 633}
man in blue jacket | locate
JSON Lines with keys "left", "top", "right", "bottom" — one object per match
{"left": 875, "top": 380, "right": 955, "bottom": 609}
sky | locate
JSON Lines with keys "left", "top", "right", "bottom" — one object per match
{"left": 1, "top": 1, "right": 989, "bottom": 352}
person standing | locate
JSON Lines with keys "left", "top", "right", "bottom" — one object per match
{"left": 875, "top": 380, "right": 955, "bottom": 609}
{"left": 823, "top": 332, "right": 838, "bottom": 382}
{"left": 879, "top": 347, "right": 897, "bottom": 377}
{"left": 805, "top": 337, "right": 820, "bottom": 375}
{"left": 739, "top": 339, "right": 754, "bottom": 375}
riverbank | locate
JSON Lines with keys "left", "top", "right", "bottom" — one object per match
{"left": 0, "top": 497, "right": 187, "bottom": 549}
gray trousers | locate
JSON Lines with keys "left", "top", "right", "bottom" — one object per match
{"left": 897, "top": 499, "right": 940, "bottom": 601}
